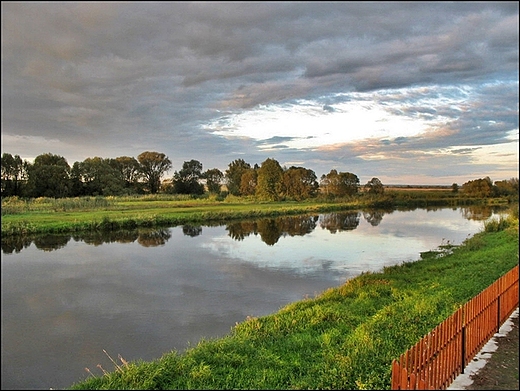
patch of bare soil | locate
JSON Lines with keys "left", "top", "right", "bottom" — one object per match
{"left": 466, "top": 313, "right": 519, "bottom": 390}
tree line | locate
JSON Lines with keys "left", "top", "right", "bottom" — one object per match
{"left": 1, "top": 151, "right": 517, "bottom": 200}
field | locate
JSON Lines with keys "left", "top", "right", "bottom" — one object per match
{"left": 1, "top": 191, "right": 512, "bottom": 236}
{"left": 1, "top": 195, "right": 364, "bottom": 236}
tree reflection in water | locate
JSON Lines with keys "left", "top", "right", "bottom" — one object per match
{"left": 182, "top": 225, "right": 203, "bottom": 237}
{"left": 460, "top": 205, "right": 496, "bottom": 221}
{"left": 137, "top": 229, "right": 172, "bottom": 247}
{"left": 319, "top": 212, "right": 360, "bottom": 233}
{"left": 1, "top": 205, "right": 508, "bottom": 254}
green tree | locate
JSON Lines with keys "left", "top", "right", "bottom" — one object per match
{"left": 494, "top": 178, "right": 519, "bottom": 196}
{"left": 281, "top": 166, "right": 319, "bottom": 200}
{"left": 74, "top": 157, "right": 125, "bottom": 196}
{"left": 364, "top": 177, "right": 384, "bottom": 195}
{"left": 110, "top": 156, "right": 142, "bottom": 193}
{"left": 339, "top": 172, "right": 360, "bottom": 196}
{"left": 1, "top": 153, "right": 26, "bottom": 196}
{"left": 451, "top": 183, "right": 459, "bottom": 193}
{"left": 137, "top": 151, "right": 172, "bottom": 194}
{"left": 240, "top": 168, "right": 258, "bottom": 196}
{"left": 69, "top": 161, "right": 86, "bottom": 196}
{"left": 204, "top": 168, "right": 224, "bottom": 194}
{"left": 225, "top": 159, "right": 251, "bottom": 196}
{"left": 173, "top": 159, "right": 204, "bottom": 195}
{"left": 256, "top": 158, "right": 283, "bottom": 201}
{"left": 26, "top": 153, "right": 71, "bottom": 197}
{"left": 320, "top": 170, "right": 359, "bottom": 197}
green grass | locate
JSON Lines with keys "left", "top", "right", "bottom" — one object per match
{"left": 0, "top": 195, "right": 366, "bottom": 236}
{"left": 68, "top": 215, "right": 519, "bottom": 390}
{"left": 2, "top": 193, "right": 514, "bottom": 236}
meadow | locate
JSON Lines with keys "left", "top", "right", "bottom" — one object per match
{"left": 0, "top": 189, "right": 512, "bottom": 236}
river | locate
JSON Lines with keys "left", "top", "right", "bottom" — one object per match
{"left": 0, "top": 205, "right": 505, "bottom": 389}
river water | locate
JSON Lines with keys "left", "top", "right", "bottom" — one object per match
{"left": 0, "top": 205, "right": 505, "bottom": 389}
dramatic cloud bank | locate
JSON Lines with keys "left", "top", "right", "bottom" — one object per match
{"left": 1, "top": 1, "right": 518, "bottom": 184}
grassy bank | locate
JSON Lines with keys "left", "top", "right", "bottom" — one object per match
{"left": 1, "top": 192, "right": 513, "bottom": 236}
{"left": 69, "top": 212, "right": 518, "bottom": 390}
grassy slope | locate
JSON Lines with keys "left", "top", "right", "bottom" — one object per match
{"left": 69, "top": 220, "right": 518, "bottom": 390}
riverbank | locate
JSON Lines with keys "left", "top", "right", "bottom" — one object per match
{"left": 1, "top": 193, "right": 513, "bottom": 237}
{"left": 68, "top": 216, "right": 518, "bottom": 390}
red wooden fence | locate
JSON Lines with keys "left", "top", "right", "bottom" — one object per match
{"left": 391, "top": 264, "right": 519, "bottom": 390}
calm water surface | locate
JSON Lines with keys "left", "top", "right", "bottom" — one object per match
{"left": 0, "top": 206, "right": 504, "bottom": 389}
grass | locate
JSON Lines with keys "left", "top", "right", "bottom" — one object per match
{"left": 68, "top": 211, "right": 518, "bottom": 390}
{"left": 1, "top": 193, "right": 514, "bottom": 236}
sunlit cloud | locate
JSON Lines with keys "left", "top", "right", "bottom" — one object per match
{"left": 204, "top": 85, "right": 475, "bottom": 155}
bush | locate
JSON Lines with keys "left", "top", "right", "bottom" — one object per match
{"left": 484, "top": 215, "right": 512, "bottom": 232}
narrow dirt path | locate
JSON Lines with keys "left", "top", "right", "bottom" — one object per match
{"left": 449, "top": 309, "right": 519, "bottom": 390}
{"left": 466, "top": 312, "right": 519, "bottom": 390}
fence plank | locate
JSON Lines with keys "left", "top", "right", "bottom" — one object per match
{"left": 392, "top": 360, "right": 400, "bottom": 390}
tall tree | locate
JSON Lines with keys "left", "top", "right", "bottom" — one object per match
{"left": 320, "top": 170, "right": 359, "bottom": 197}
{"left": 26, "top": 153, "right": 71, "bottom": 197}
{"left": 281, "top": 166, "right": 319, "bottom": 200}
{"left": 110, "top": 156, "right": 142, "bottom": 193}
{"left": 137, "top": 151, "right": 172, "bottom": 194}
{"left": 75, "top": 157, "right": 125, "bottom": 196}
{"left": 364, "top": 177, "right": 384, "bottom": 195}
{"left": 69, "top": 161, "right": 86, "bottom": 196}
{"left": 204, "top": 168, "right": 224, "bottom": 194}
{"left": 173, "top": 159, "right": 204, "bottom": 194}
{"left": 239, "top": 168, "right": 258, "bottom": 196}
{"left": 1, "top": 153, "right": 26, "bottom": 196}
{"left": 256, "top": 158, "right": 283, "bottom": 201}
{"left": 225, "top": 159, "right": 251, "bottom": 196}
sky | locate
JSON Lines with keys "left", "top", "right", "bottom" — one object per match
{"left": 1, "top": 1, "right": 518, "bottom": 185}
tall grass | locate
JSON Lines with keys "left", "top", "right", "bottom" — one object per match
{"left": 483, "top": 203, "right": 518, "bottom": 232}
{"left": 1, "top": 195, "right": 113, "bottom": 214}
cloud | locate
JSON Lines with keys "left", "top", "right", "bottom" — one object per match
{"left": 1, "top": 2, "right": 518, "bottom": 184}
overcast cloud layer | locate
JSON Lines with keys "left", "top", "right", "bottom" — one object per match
{"left": 1, "top": 1, "right": 518, "bottom": 185}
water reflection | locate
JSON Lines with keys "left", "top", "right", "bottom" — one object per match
{"left": 1, "top": 205, "right": 509, "bottom": 254}
{"left": 182, "top": 224, "right": 203, "bottom": 237}
{"left": 320, "top": 211, "right": 360, "bottom": 233}
{"left": 363, "top": 209, "right": 385, "bottom": 226}
{"left": 137, "top": 229, "right": 172, "bottom": 247}
{"left": 460, "top": 204, "right": 503, "bottom": 220}
{"left": 1, "top": 211, "right": 359, "bottom": 252}
{"left": 1, "top": 205, "right": 510, "bottom": 390}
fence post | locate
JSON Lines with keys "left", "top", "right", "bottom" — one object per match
{"left": 461, "top": 323, "right": 466, "bottom": 374}
{"left": 497, "top": 294, "right": 501, "bottom": 334}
